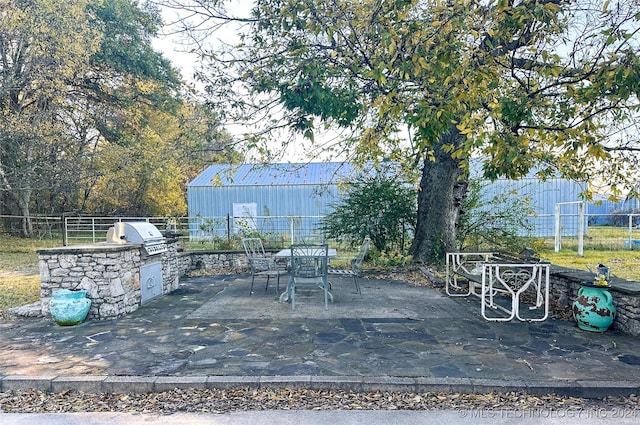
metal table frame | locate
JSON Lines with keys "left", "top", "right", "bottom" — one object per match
{"left": 275, "top": 248, "right": 337, "bottom": 306}
{"left": 480, "top": 262, "right": 550, "bottom": 322}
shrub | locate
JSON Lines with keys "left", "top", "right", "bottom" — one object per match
{"left": 321, "top": 170, "right": 416, "bottom": 253}
{"left": 457, "top": 178, "right": 535, "bottom": 252}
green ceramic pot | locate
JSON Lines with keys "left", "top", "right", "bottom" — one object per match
{"left": 49, "top": 289, "right": 91, "bottom": 326}
{"left": 572, "top": 282, "right": 615, "bottom": 332}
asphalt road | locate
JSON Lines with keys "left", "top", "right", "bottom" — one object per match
{"left": 3, "top": 409, "right": 640, "bottom": 425}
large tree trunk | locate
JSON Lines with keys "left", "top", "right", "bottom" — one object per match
{"left": 409, "top": 128, "right": 468, "bottom": 264}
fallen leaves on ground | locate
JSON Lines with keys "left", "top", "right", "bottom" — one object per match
{"left": 0, "top": 388, "right": 638, "bottom": 414}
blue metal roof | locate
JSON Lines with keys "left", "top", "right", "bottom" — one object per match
{"left": 188, "top": 162, "right": 356, "bottom": 187}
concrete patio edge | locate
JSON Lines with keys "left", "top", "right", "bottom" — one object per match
{"left": 2, "top": 375, "right": 640, "bottom": 398}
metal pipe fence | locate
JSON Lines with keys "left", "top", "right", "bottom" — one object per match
{"left": 61, "top": 216, "right": 168, "bottom": 246}
{"left": 59, "top": 215, "right": 326, "bottom": 250}
{"left": 59, "top": 213, "right": 640, "bottom": 251}
{"left": 183, "top": 214, "right": 326, "bottom": 250}
{"left": 541, "top": 213, "right": 640, "bottom": 252}
{"left": 1, "top": 213, "right": 640, "bottom": 252}
{"left": 0, "top": 214, "right": 64, "bottom": 240}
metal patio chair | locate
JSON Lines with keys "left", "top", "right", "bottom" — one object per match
{"left": 242, "top": 238, "right": 287, "bottom": 295}
{"left": 328, "top": 236, "right": 370, "bottom": 295}
{"left": 289, "top": 244, "right": 331, "bottom": 310}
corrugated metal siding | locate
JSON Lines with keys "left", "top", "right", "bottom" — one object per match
{"left": 187, "top": 163, "right": 352, "bottom": 239}
{"left": 478, "top": 177, "right": 587, "bottom": 237}
{"left": 188, "top": 184, "right": 340, "bottom": 218}
{"left": 482, "top": 178, "right": 585, "bottom": 212}
{"left": 189, "top": 161, "right": 594, "bottom": 238}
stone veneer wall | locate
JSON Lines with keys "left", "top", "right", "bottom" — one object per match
{"left": 162, "top": 239, "right": 181, "bottom": 293}
{"left": 547, "top": 265, "right": 640, "bottom": 336}
{"left": 176, "top": 250, "right": 249, "bottom": 276}
{"left": 38, "top": 239, "right": 180, "bottom": 320}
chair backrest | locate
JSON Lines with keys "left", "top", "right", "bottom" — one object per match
{"left": 242, "top": 238, "right": 268, "bottom": 266}
{"left": 352, "top": 237, "right": 371, "bottom": 271}
{"left": 290, "top": 244, "right": 329, "bottom": 278}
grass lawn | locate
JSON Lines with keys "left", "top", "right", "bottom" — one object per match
{"left": 0, "top": 236, "right": 59, "bottom": 311}
{"left": 538, "top": 248, "right": 640, "bottom": 281}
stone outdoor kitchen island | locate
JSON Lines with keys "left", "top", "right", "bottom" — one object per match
{"left": 38, "top": 237, "right": 180, "bottom": 321}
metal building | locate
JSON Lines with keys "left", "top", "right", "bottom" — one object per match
{"left": 188, "top": 161, "right": 590, "bottom": 241}
{"left": 469, "top": 159, "right": 588, "bottom": 237}
{"left": 484, "top": 177, "right": 587, "bottom": 237}
{"left": 187, "top": 162, "right": 358, "bottom": 241}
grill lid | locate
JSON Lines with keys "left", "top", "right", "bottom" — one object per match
{"left": 118, "top": 222, "right": 164, "bottom": 244}
{"left": 106, "top": 222, "right": 167, "bottom": 255}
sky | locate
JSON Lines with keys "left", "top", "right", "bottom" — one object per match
{"left": 152, "top": 6, "right": 340, "bottom": 164}
{"left": 152, "top": 0, "right": 252, "bottom": 83}
{"left": 151, "top": 8, "right": 199, "bottom": 84}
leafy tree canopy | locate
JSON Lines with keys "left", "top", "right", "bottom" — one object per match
{"left": 457, "top": 178, "right": 536, "bottom": 252}
{"left": 164, "top": 0, "right": 640, "bottom": 261}
{"left": 0, "top": 0, "right": 235, "bottom": 235}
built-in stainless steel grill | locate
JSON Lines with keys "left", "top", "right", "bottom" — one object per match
{"left": 106, "top": 222, "right": 167, "bottom": 255}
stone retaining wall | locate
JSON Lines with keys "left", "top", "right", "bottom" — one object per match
{"left": 176, "top": 250, "right": 249, "bottom": 276}
{"left": 548, "top": 265, "right": 640, "bottom": 336}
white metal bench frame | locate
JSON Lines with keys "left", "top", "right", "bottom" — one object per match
{"left": 446, "top": 251, "right": 550, "bottom": 322}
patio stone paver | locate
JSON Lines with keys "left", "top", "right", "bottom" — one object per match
{"left": 1, "top": 273, "right": 640, "bottom": 396}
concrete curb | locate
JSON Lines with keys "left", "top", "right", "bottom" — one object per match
{"left": 2, "top": 375, "right": 639, "bottom": 398}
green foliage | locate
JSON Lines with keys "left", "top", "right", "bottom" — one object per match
{"left": 277, "top": 62, "right": 362, "bottom": 128}
{"left": 321, "top": 170, "right": 416, "bottom": 253}
{"left": 0, "top": 0, "right": 237, "bottom": 231}
{"left": 85, "top": 101, "right": 235, "bottom": 216}
{"left": 170, "top": 0, "right": 640, "bottom": 262}
{"left": 0, "top": 0, "right": 103, "bottom": 234}
{"left": 89, "top": 0, "right": 178, "bottom": 86}
{"left": 457, "top": 179, "right": 536, "bottom": 252}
